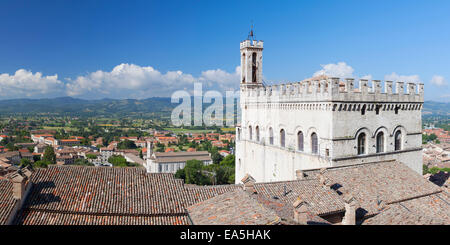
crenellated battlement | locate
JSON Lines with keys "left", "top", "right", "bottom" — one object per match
{"left": 240, "top": 39, "right": 264, "bottom": 49}
{"left": 241, "top": 78, "right": 424, "bottom": 103}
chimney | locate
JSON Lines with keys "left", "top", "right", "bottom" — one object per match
{"left": 293, "top": 198, "right": 309, "bottom": 225}
{"left": 295, "top": 170, "right": 305, "bottom": 180}
{"left": 342, "top": 193, "right": 357, "bottom": 225}
{"left": 10, "top": 171, "right": 27, "bottom": 200}
{"left": 318, "top": 168, "right": 331, "bottom": 189}
{"left": 21, "top": 166, "right": 33, "bottom": 178}
{"left": 241, "top": 174, "right": 256, "bottom": 194}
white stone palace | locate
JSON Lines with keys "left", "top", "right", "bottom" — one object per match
{"left": 235, "top": 36, "right": 424, "bottom": 184}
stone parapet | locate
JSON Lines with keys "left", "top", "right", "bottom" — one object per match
{"left": 241, "top": 78, "right": 424, "bottom": 103}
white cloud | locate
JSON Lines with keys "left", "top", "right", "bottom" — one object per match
{"left": 3, "top": 63, "right": 445, "bottom": 101}
{"left": 312, "top": 62, "right": 375, "bottom": 81}
{"left": 199, "top": 66, "right": 241, "bottom": 91}
{"left": 430, "top": 75, "right": 446, "bottom": 86}
{"left": 360, "top": 74, "right": 373, "bottom": 80}
{"left": 0, "top": 69, "right": 64, "bottom": 99}
{"left": 384, "top": 72, "right": 421, "bottom": 83}
{"left": 313, "top": 62, "right": 355, "bottom": 78}
{"left": 66, "top": 63, "right": 241, "bottom": 99}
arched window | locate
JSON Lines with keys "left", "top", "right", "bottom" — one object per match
{"left": 252, "top": 52, "right": 257, "bottom": 83}
{"left": 269, "top": 127, "right": 274, "bottom": 145}
{"left": 311, "top": 133, "right": 318, "bottom": 154}
{"left": 241, "top": 54, "right": 246, "bottom": 83}
{"left": 376, "top": 132, "right": 384, "bottom": 153}
{"left": 394, "top": 131, "right": 402, "bottom": 151}
{"left": 280, "top": 129, "right": 285, "bottom": 147}
{"left": 256, "top": 126, "right": 260, "bottom": 142}
{"left": 237, "top": 128, "right": 241, "bottom": 141}
{"left": 249, "top": 126, "right": 252, "bottom": 140}
{"left": 297, "top": 131, "right": 304, "bottom": 151}
{"left": 357, "top": 133, "right": 366, "bottom": 155}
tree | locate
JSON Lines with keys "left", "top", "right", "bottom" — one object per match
{"left": 80, "top": 138, "right": 90, "bottom": 146}
{"left": 215, "top": 165, "right": 234, "bottom": 184}
{"left": 429, "top": 134, "right": 437, "bottom": 141}
{"left": 220, "top": 154, "right": 235, "bottom": 167}
{"left": 34, "top": 160, "right": 51, "bottom": 168}
{"left": 20, "top": 158, "right": 32, "bottom": 168}
{"left": 27, "top": 146, "right": 34, "bottom": 153}
{"left": 43, "top": 146, "right": 56, "bottom": 164}
{"left": 33, "top": 154, "right": 41, "bottom": 162}
{"left": 74, "top": 158, "right": 94, "bottom": 166}
{"left": 175, "top": 168, "right": 186, "bottom": 180}
{"left": 108, "top": 155, "right": 128, "bottom": 167}
{"left": 86, "top": 153, "right": 98, "bottom": 160}
{"left": 117, "top": 140, "right": 137, "bottom": 149}
{"left": 184, "top": 159, "right": 211, "bottom": 185}
{"left": 211, "top": 151, "right": 223, "bottom": 165}
{"left": 6, "top": 142, "right": 18, "bottom": 151}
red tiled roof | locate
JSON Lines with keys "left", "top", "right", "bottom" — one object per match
{"left": 13, "top": 165, "right": 240, "bottom": 225}
{"left": 0, "top": 179, "right": 17, "bottom": 225}
{"left": 60, "top": 139, "right": 80, "bottom": 142}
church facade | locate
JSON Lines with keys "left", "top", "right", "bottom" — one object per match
{"left": 235, "top": 38, "right": 424, "bottom": 183}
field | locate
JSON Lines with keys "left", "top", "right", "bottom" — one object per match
{"left": 42, "top": 126, "right": 78, "bottom": 131}
{"left": 221, "top": 128, "right": 235, "bottom": 132}
{"left": 163, "top": 128, "right": 213, "bottom": 134}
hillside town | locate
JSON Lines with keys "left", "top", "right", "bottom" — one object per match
{"left": 0, "top": 127, "right": 235, "bottom": 171}
{"left": 1, "top": 0, "right": 450, "bottom": 231}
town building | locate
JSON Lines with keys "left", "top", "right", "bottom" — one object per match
{"left": 30, "top": 134, "right": 54, "bottom": 144}
{"left": 145, "top": 142, "right": 212, "bottom": 173}
{"left": 55, "top": 148, "right": 78, "bottom": 165}
{"left": 135, "top": 140, "right": 147, "bottom": 148}
{"left": 99, "top": 146, "right": 115, "bottom": 163}
{"left": 0, "top": 151, "right": 21, "bottom": 165}
{"left": 58, "top": 139, "right": 80, "bottom": 147}
{"left": 33, "top": 143, "right": 46, "bottom": 154}
{"left": 235, "top": 36, "right": 424, "bottom": 183}
{"left": 43, "top": 137, "right": 58, "bottom": 146}
{"left": 156, "top": 136, "right": 179, "bottom": 146}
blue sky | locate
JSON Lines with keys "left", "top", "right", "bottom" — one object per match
{"left": 0, "top": 0, "right": 449, "bottom": 101}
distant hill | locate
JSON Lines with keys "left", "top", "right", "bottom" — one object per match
{"left": 423, "top": 101, "right": 450, "bottom": 116}
{"left": 0, "top": 97, "right": 447, "bottom": 118}
{"left": 0, "top": 97, "right": 176, "bottom": 118}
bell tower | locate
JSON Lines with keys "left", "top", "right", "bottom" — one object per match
{"left": 240, "top": 28, "right": 263, "bottom": 86}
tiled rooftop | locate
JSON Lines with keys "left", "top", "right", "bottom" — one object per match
{"left": 187, "top": 189, "right": 281, "bottom": 225}
{"left": 0, "top": 179, "right": 17, "bottom": 225}
{"left": 253, "top": 179, "right": 346, "bottom": 217}
{"left": 362, "top": 192, "right": 450, "bottom": 225}
{"left": 14, "top": 210, "right": 188, "bottom": 225}
{"left": 2, "top": 160, "right": 448, "bottom": 225}
{"left": 13, "top": 165, "right": 240, "bottom": 225}
{"left": 305, "top": 160, "right": 442, "bottom": 217}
